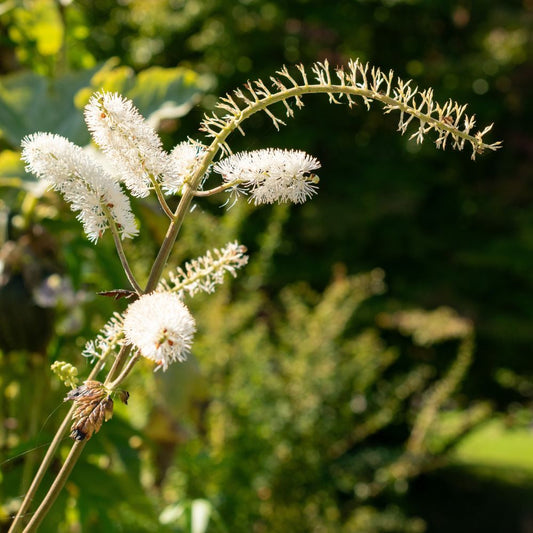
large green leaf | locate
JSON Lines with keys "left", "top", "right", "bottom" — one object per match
{"left": 128, "top": 66, "right": 209, "bottom": 121}
{"left": 0, "top": 66, "right": 100, "bottom": 147}
{"left": 0, "top": 61, "right": 209, "bottom": 149}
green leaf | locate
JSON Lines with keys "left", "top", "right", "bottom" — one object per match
{"left": 0, "top": 61, "right": 209, "bottom": 149}
{"left": 0, "top": 66, "right": 100, "bottom": 147}
{"left": 127, "top": 66, "right": 209, "bottom": 121}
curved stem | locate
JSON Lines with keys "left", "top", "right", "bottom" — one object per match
{"left": 152, "top": 180, "right": 175, "bottom": 219}
{"left": 106, "top": 213, "right": 143, "bottom": 294}
{"left": 8, "top": 355, "right": 108, "bottom": 533}
{"left": 148, "top": 68, "right": 500, "bottom": 293}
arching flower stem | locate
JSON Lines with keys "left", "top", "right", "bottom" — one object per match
{"left": 151, "top": 178, "right": 175, "bottom": 219}
{"left": 105, "top": 206, "right": 143, "bottom": 294}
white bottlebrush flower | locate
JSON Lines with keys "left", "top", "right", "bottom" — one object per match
{"left": 83, "top": 312, "right": 125, "bottom": 362}
{"left": 165, "top": 140, "right": 207, "bottom": 194}
{"left": 123, "top": 292, "right": 196, "bottom": 370}
{"left": 158, "top": 241, "right": 249, "bottom": 297}
{"left": 213, "top": 148, "right": 320, "bottom": 205}
{"left": 21, "top": 132, "right": 138, "bottom": 242}
{"left": 84, "top": 91, "right": 178, "bottom": 198}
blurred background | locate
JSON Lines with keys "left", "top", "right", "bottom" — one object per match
{"left": 0, "top": 0, "right": 531, "bottom": 531}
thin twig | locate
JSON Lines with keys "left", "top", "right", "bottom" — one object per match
{"left": 145, "top": 184, "right": 195, "bottom": 292}
{"left": 152, "top": 180, "right": 176, "bottom": 219}
{"left": 103, "top": 344, "right": 132, "bottom": 386}
{"left": 107, "top": 353, "right": 140, "bottom": 390}
{"left": 105, "top": 210, "right": 143, "bottom": 294}
{"left": 192, "top": 180, "right": 242, "bottom": 197}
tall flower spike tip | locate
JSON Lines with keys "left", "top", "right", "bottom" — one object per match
{"left": 84, "top": 91, "right": 178, "bottom": 198}
{"left": 21, "top": 133, "right": 138, "bottom": 242}
{"left": 201, "top": 60, "right": 501, "bottom": 160}
{"left": 123, "top": 292, "right": 196, "bottom": 371}
{"left": 214, "top": 148, "right": 321, "bottom": 205}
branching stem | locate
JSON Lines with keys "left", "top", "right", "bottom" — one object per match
{"left": 151, "top": 179, "right": 175, "bottom": 219}
{"left": 192, "top": 180, "right": 242, "bottom": 197}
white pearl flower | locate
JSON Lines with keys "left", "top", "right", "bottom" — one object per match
{"left": 84, "top": 91, "right": 178, "bottom": 198}
{"left": 123, "top": 292, "right": 196, "bottom": 370}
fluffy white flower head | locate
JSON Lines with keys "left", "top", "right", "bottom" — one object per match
{"left": 214, "top": 148, "right": 320, "bottom": 205}
{"left": 123, "top": 292, "right": 196, "bottom": 370}
{"left": 165, "top": 140, "right": 207, "bottom": 194}
{"left": 21, "top": 132, "right": 138, "bottom": 242}
{"left": 84, "top": 91, "right": 178, "bottom": 198}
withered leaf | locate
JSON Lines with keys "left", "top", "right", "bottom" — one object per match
{"left": 97, "top": 289, "right": 137, "bottom": 300}
{"left": 65, "top": 380, "right": 115, "bottom": 441}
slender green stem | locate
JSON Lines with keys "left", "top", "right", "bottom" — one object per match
{"left": 152, "top": 180, "right": 176, "bottom": 219}
{"left": 107, "top": 354, "right": 140, "bottom": 390}
{"left": 106, "top": 211, "right": 142, "bottom": 294}
{"left": 8, "top": 356, "right": 107, "bottom": 533}
{"left": 19, "top": 357, "right": 47, "bottom": 496}
{"left": 145, "top": 185, "right": 196, "bottom": 292}
{"left": 103, "top": 344, "right": 132, "bottom": 386}
{"left": 22, "top": 441, "right": 87, "bottom": 533}
{"left": 192, "top": 180, "right": 242, "bottom": 197}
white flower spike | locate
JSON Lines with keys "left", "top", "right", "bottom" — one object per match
{"left": 158, "top": 241, "right": 249, "bottom": 298}
{"left": 84, "top": 91, "right": 179, "bottom": 198}
{"left": 214, "top": 148, "right": 320, "bottom": 205}
{"left": 123, "top": 292, "right": 196, "bottom": 371}
{"left": 166, "top": 140, "right": 207, "bottom": 194}
{"left": 21, "top": 132, "right": 138, "bottom": 242}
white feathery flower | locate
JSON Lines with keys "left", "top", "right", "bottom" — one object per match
{"left": 158, "top": 241, "right": 249, "bottom": 297}
{"left": 123, "top": 292, "right": 196, "bottom": 370}
{"left": 164, "top": 140, "right": 207, "bottom": 194}
{"left": 83, "top": 312, "right": 125, "bottom": 362}
{"left": 213, "top": 148, "right": 320, "bottom": 205}
{"left": 21, "top": 133, "right": 138, "bottom": 242}
{"left": 84, "top": 91, "right": 178, "bottom": 198}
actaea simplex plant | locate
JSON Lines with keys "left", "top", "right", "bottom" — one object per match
{"left": 10, "top": 59, "right": 500, "bottom": 531}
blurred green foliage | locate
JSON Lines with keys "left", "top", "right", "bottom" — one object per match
{"left": 0, "top": 0, "right": 531, "bottom": 531}
{"left": 33, "top": 0, "right": 529, "bottom": 409}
